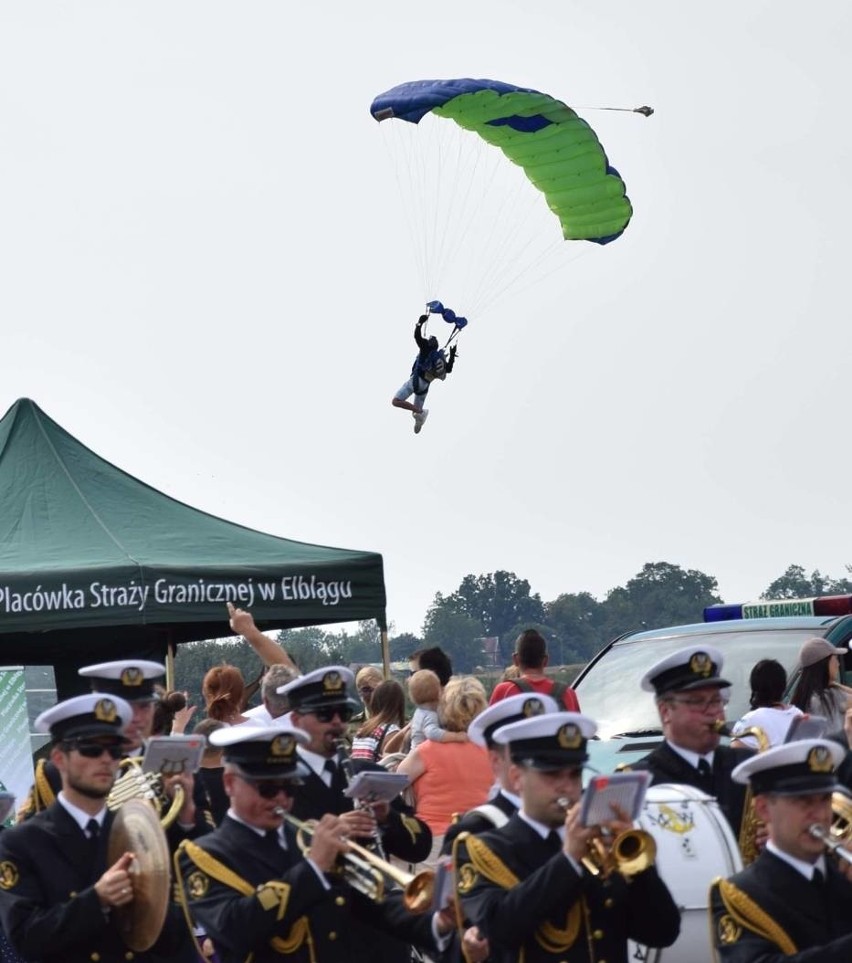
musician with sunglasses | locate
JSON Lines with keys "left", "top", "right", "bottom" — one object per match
{"left": 281, "top": 667, "right": 432, "bottom": 866}
{"left": 628, "top": 646, "right": 754, "bottom": 834}
{"left": 175, "top": 725, "right": 454, "bottom": 963}
{"left": 0, "top": 694, "right": 191, "bottom": 963}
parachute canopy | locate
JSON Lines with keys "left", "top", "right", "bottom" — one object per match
{"left": 371, "top": 78, "right": 632, "bottom": 245}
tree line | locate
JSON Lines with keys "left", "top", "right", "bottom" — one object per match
{"left": 172, "top": 561, "right": 852, "bottom": 702}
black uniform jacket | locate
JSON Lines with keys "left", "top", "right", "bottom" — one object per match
{"left": 290, "top": 757, "right": 432, "bottom": 864}
{"left": 177, "top": 814, "right": 441, "bottom": 963}
{"left": 710, "top": 849, "right": 852, "bottom": 962}
{"left": 630, "top": 742, "right": 753, "bottom": 834}
{"left": 456, "top": 814, "right": 680, "bottom": 963}
{"left": 441, "top": 790, "right": 517, "bottom": 856}
{"left": 0, "top": 802, "right": 188, "bottom": 963}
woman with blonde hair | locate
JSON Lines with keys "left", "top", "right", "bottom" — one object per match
{"left": 397, "top": 675, "right": 493, "bottom": 867}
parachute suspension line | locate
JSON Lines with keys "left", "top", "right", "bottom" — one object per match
{"left": 380, "top": 123, "right": 432, "bottom": 301}
{"left": 485, "top": 244, "right": 595, "bottom": 314}
{"left": 429, "top": 131, "right": 509, "bottom": 317}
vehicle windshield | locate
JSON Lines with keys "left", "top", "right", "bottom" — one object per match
{"left": 575, "top": 625, "right": 826, "bottom": 740}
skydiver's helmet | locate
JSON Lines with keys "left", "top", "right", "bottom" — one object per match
{"left": 428, "top": 336, "right": 439, "bottom": 351}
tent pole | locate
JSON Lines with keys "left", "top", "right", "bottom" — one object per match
{"left": 380, "top": 627, "right": 390, "bottom": 678}
{"left": 165, "top": 638, "right": 176, "bottom": 691}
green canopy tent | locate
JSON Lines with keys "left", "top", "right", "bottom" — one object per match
{"left": 0, "top": 398, "right": 388, "bottom": 697}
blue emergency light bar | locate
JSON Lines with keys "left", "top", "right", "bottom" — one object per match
{"left": 704, "top": 595, "right": 852, "bottom": 622}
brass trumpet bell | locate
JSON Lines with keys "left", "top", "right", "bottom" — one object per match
{"left": 831, "top": 791, "right": 852, "bottom": 844}
{"left": 583, "top": 828, "right": 656, "bottom": 880}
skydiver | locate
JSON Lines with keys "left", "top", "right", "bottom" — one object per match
{"left": 391, "top": 314, "right": 457, "bottom": 434}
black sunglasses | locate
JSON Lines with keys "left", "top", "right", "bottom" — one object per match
{"left": 66, "top": 741, "right": 124, "bottom": 760}
{"left": 309, "top": 705, "right": 355, "bottom": 723}
{"left": 237, "top": 774, "right": 299, "bottom": 799}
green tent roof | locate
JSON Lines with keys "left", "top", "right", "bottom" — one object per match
{"left": 0, "top": 399, "right": 386, "bottom": 670}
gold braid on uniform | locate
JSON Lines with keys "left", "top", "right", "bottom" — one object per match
{"left": 34, "top": 759, "right": 56, "bottom": 811}
{"left": 176, "top": 840, "right": 315, "bottom": 959}
{"left": 17, "top": 759, "right": 56, "bottom": 820}
{"left": 712, "top": 878, "right": 796, "bottom": 954}
{"left": 462, "top": 834, "right": 583, "bottom": 954}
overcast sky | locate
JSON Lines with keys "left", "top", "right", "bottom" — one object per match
{"left": 2, "top": 1, "right": 850, "bottom": 638}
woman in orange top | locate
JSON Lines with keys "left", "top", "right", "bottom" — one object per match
{"left": 397, "top": 675, "right": 493, "bottom": 868}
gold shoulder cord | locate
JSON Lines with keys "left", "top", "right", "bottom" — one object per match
{"left": 175, "top": 841, "right": 315, "bottom": 961}
{"left": 17, "top": 759, "right": 57, "bottom": 820}
{"left": 457, "top": 833, "right": 582, "bottom": 956}
{"left": 710, "top": 877, "right": 796, "bottom": 955}
{"left": 35, "top": 759, "right": 56, "bottom": 811}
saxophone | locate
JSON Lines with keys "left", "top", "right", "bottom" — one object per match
{"left": 712, "top": 720, "right": 769, "bottom": 866}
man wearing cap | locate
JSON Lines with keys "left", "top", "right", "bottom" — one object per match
{"left": 455, "top": 712, "right": 679, "bottom": 963}
{"left": 0, "top": 694, "right": 190, "bottom": 963}
{"left": 710, "top": 739, "right": 852, "bottom": 960}
{"left": 443, "top": 693, "right": 560, "bottom": 852}
{"left": 176, "top": 725, "right": 454, "bottom": 963}
{"left": 16, "top": 659, "right": 172, "bottom": 819}
{"left": 630, "top": 645, "right": 753, "bottom": 835}
{"left": 281, "top": 666, "right": 432, "bottom": 866}
{"left": 442, "top": 693, "right": 560, "bottom": 963}
{"left": 79, "top": 659, "right": 208, "bottom": 840}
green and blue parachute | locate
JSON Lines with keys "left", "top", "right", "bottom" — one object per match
{"left": 371, "top": 78, "right": 633, "bottom": 246}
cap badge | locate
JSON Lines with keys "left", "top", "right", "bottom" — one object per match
{"left": 270, "top": 735, "right": 295, "bottom": 760}
{"left": 120, "top": 667, "right": 144, "bottom": 687}
{"left": 807, "top": 745, "right": 834, "bottom": 774}
{"left": 689, "top": 652, "right": 713, "bottom": 678}
{"left": 557, "top": 723, "right": 583, "bottom": 750}
{"left": 94, "top": 698, "right": 118, "bottom": 724}
{"left": 322, "top": 671, "right": 345, "bottom": 694}
{"left": 522, "top": 698, "right": 545, "bottom": 718}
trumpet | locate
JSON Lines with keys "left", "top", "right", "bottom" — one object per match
{"left": 555, "top": 796, "right": 656, "bottom": 879}
{"left": 281, "top": 812, "right": 435, "bottom": 913}
{"left": 809, "top": 823, "right": 852, "bottom": 866}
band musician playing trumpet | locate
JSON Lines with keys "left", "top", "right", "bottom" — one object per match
{"left": 710, "top": 739, "right": 852, "bottom": 961}
{"left": 454, "top": 712, "right": 680, "bottom": 963}
{"left": 176, "top": 724, "right": 454, "bottom": 963}
{"left": 629, "top": 646, "right": 754, "bottom": 836}
{"left": 0, "top": 694, "right": 190, "bottom": 963}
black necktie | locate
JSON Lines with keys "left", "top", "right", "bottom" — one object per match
{"left": 325, "top": 759, "right": 345, "bottom": 795}
{"left": 545, "top": 831, "right": 562, "bottom": 854}
{"left": 86, "top": 818, "right": 100, "bottom": 856}
{"left": 264, "top": 828, "right": 283, "bottom": 849}
{"left": 813, "top": 867, "right": 825, "bottom": 888}
{"left": 697, "top": 758, "right": 712, "bottom": 784}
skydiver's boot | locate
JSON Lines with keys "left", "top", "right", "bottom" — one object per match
{"left": 413, "top": 409, "right": 429, "bottom": 434}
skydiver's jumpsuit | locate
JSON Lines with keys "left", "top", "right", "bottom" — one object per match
{"left": 393, "top": 318, "right": 455, "bottom": 409}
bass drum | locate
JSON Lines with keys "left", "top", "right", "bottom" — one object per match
{"left": 629, "top": 783, "right": 742, "bottom": 963}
